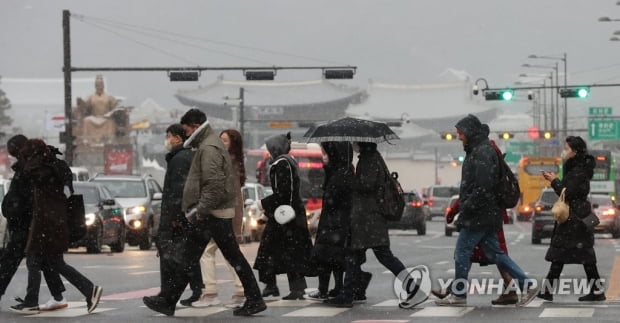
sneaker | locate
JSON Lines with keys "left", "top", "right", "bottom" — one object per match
{"left": 282, "top": 291, "right": 305, "bottom": 300}
{"left": 233, "top": 299, "right": 267, "bottom": 316}
{"left": 578, "top": 292, "right": 606, "bottom": 302}
{"left": 324, "top": 296, "right": 353, "bottom": 308}
{"left": 179, "top": 293, "right": 201, "bottom": 307}
{"left": 225, "top": 294, "right": 245, "bottom": 308}
{"left": 516, "top": 286, "right": 540, "bottom": 307}
{"left": 435, "top": 294, "right": 466, "bottom": 306}
{"left": 491, "top": 291, "right": 518, "bottom": 305}
{"left": 191, "top": 293, "right": 221, "bottom": 307}
{"left": 304, "top": 290, "right": 328, "bottom": 301}
{"left": 87, "top": 285, "right": 103, "bottom": 313}
{"left": 353, "top": 295, "right": 367, "bottom": 304}
{"left": 431, "top": 289, "right": 449, "bottom": 299}
{"left": 143, "top": 296, "right": 175, "bottom": 316}
{"left": 9, "top": 303, "right": 40, "bottom": 314}
{"left": 40, "top": 297, "right": 68, "bottom": 311}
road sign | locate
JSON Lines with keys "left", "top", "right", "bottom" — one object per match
{"left": 589, "top": 107, "right": 613, "bottom": 116}
{"left": 588, "top": 119, "right": 620, "bottom": 140}
{"left": 504, "top": 142, "right": 537, "bottom": 163}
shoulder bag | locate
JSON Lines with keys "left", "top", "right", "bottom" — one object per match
{"left": 551, "top": 188, "right": 569, "bottom": 224}
{"left": 273, "top": 157, "right": 295, "bottom": 225}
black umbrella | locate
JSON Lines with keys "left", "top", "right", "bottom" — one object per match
{"left": 304, "top": 117, "right": 400, "bottom": 143}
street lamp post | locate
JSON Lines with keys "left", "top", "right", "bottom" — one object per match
{"left": 521, "top": 66, "right": 557, "bottom": 131}
{"left": 527, "top": 54, "right": 568, "bottom": 139}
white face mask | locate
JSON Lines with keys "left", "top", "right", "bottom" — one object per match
{"left": 561, "top": 149, "right": 572, "bottom": 160}
{"left": 164, "top": 139, "right": 173, "bottom": 151}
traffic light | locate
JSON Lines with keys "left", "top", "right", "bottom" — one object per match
{"left": 499, "top": 132, "right": 514, "bottom": 140}
{"left": 559, "top": 87, "right": 590, "bottom": 99}
{"left": 484, "top": 89, "right": 514, "bottom": 101}
{"left": 541, "top": 131, "right": 556, "bottom": 139}
{"left": 441, "top": 132, "right": 456, "bottom": 141}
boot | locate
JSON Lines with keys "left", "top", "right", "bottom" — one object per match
{"left": 233, "top": 299, "right": 267, "bottom": 316}
{"left": 578, "top": 290, "right": 606, "bottom": 302}
{"left": 491, "top": 291, "right": 519, "bottom": 305}
{"left": 352, "top": 272, "right": 372, "bottom": 302}
{"left": 282, "top": 290, "right": 305, "bottom": 300}
{"left": 261, "top": 285, "right": 280, "bottom": 297}
{"left": 537, "top": 291, "right": 553, "bottom": 301}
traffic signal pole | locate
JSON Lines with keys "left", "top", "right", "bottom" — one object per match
{"left": 62, "top": 10, "right": 73, "bottom": 165}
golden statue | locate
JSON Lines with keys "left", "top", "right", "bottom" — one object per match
{"left": 74, "top": 75, "right": 127, "bottom": 145}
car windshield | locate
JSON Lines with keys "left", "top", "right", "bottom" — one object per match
{"left": 403, "top": 193, "right": 419, "bottom": 202}
{"left": 244, "top": 187, "right": 257, "bottom": 201}
{"left": 591, "top": 195, "right": 614, "bottom": 207}
{"left": 433, "top": 187, "right": 459, "bottom": 197}
{"left": 94, "top": 180, "right": 147, "bottom": 198}
{"left": 73, "top": 186, "right": 99, "bottom": 204}
{"left": 539, "top": 190, "right": 558, "bottom": 204}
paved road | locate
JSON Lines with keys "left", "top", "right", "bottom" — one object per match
{"left": 0, "top": 219, "right": 619, "bottom": 323}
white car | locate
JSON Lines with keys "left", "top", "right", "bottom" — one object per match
{"left": 0, "top": 179, "right": 12, "bottom": 250}
{"left": 240, "top": 183, "right": 270, "bottom": 242}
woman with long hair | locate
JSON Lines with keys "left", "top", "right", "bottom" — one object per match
{"left": 192, "top": 129, "right": 246, "bottom": 307}
{"left": 539, "top": 136, "right": 605, "bottom": 302}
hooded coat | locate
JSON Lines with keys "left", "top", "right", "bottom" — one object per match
{"left": 545, "top": 153, "right": 597, "bottom": 264}
{"left": 2, "top": 160, "right": 34, "bottom": 233}
{"left": 254, "top": 134, "right": 313, "bottom": 278}
{"left": 311, "top": 142, "right": 354, "bottom": 272}
{"left": 159, "top": 144, "right": 194, "bottom": 241}
{"left": 22, "top": 150, "right": 71, "bottom": 254}
{"left": 350, "top": 143, "right": 390, "bottom": 249}
{"left": 454, "top": 114, "right": 503, "bottom": 231}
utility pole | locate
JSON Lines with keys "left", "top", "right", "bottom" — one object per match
{"left": 62, "top": 9, "right": 73, "bottom": 165}
{"left": 239, "top": 87, "right": 244, "bottom": 139}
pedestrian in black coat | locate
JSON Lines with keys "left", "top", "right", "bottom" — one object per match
{"left": 0, "top": 135, "right": 66, "bottom": 310}
{"left": 254, "top": 133, "right": 313, "bottom": 300}
{"left": 306, "top": 142, "right": 353, "bottom": 300}
{"left": 540, "top": 136, "right": 606, "bottom": 302}
{"left": 154, "top": 124, "right": 201, "bottom": 300}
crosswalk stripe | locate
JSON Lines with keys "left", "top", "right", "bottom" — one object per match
{"left": 282, "top": 307, "right": 350, "bottom": 317}
{"left": 28, "top": 302, "right": 114, "bottom": 317}
{"left": 539, "top": 307, "right": 594, "bottom": 318}
{"left": 267, "top": 300, "right": 313, "bottom": 307}
{"left": 372, "top": 299, "right": 400, "bottom": 307}
{"left": 169, "top": 306, "right": 228, "bottom": 317}
{"left": 410, "top": 306, "right": 474, "bottom": 317}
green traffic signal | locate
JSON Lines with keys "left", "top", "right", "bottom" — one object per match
{"left": 484, "top": 89, "right": 515, "bottom": 101}
{"left": 560, "top": 87, "right": 590, "bottom": 99}
{"left": 501, "top": 90, "right": 514, "bottom": 101}
{"left": 577, "top": 88, "right": 589, "bottom": 98}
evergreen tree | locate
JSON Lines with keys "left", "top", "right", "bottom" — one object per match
{"left": 0, "top": 76, "right": 12, "bottom": 127}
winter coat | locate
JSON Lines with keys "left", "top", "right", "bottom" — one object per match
{"left": 159, "top": 144, "right": 194, "bottom": 241}
{"left": 23, "top": 154, "right": 70, "bottom": 254}
{"left": 350, "top": 144, "right": 390, "bottom": 249}
{"left": 182, "top": 121, "right": 236, "bottom": 219}
{"left": 545, "top": 153, "right": 597, "bottom": 264}
{"left": 311, "top": 142, "right": 353, "bottom": 272}
{"left": 254, "top": 134, "right": 313, "bottom": 277}
{"left": 1, "top": 160, "right": 34, "bottom": 233}
{"left": 454, "top": 114, "right": 503, "bottom": 231}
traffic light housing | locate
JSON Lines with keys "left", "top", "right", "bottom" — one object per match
{"left": 441, "top": 132, "right": 456, "bottom": 141}
{"left": 484, "top": 89, "right": 514, "bottom": 101}
{"left": 559, "top": 87, "right": 590, "bottom": 99}
{"left": 541, "top": 131, "right": 556, "bottom": 139}
{"left": 499, "top": 132, "right": 514, "bottom": 140}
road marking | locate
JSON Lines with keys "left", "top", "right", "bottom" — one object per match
{"left": 372, "top": 299, "right": 400, "bottom": 307}
{"left": 351, "top": 320, "right": 409, "bottom": 323}
{"left": 29, "top": 302, "right": 114, "bottom": 317}
{"left": 83, "top": 265, "right": 142, "bottom": 269}
{"left": 539, "top": 307, "right": 594, "bottom": 318}
{"left": 411, "top": 306, "right": 474, "bottom": 317}
{"left": 170, "top": 306, "right": 228, "bottom": 317}
{"left": 267, "top": 300, "right": 313, "bottom": 307}
{"left": 606, "top": 256, "right": 620, "bottom": 300}
{"left": 101, "top": 287, "right": 160, "bottom": 300}
{"left": 435, "top": 261, "right": 450, "bottom": 265}
{"left": 129, "top": 271, "right": 160, "bottom": 275}
{"left": 283, "top": 307, "right": 349, "bottom": 317}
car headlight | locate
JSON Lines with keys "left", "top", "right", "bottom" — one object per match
{"left": 248, "top": 208, "right": 257, "bottom": 217}
{"left": 130, "top": 219, "right": 142, "bottom": 229}
{"left": 126, "top": 205, "right": 147, "bottom": 215}
{"left": 250, "top": 218, "right": 257, "bottom": 228}
{"left": 85, "top": 213, "right": 96, "bottom": 226}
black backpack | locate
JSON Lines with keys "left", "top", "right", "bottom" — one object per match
{"left": 496, "top": 152, "right": 520, "bottom": 209}
{"left": 377, "top": 158, "right": 406, "bottom": 221}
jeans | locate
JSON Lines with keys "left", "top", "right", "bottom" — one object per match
{"left": 0, "top": 230, "right": 65, "bottom": 299}
{"left": 164, "top": 216, "right": 262, "bottom": 305}
{"left": 25, "top": 253, "right": 94, "bottom": 306}
{"left": 452, "top": 228, "right": 530, "bottom": 298}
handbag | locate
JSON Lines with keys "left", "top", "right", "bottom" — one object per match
{"left": 581, "top": 212, "right": 600, "bottom": 231}
{"left": 551, "top": 188, "right": 569, "bottom": 224}
{"left": 273, "top": 157, "right": 296, "bottom": 225}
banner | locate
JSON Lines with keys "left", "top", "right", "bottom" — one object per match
{"left": 45, "top": 112, "right": 65, "bottom": 131}
{"left": 104, "top": 144, "right": 134, "bottom": 175}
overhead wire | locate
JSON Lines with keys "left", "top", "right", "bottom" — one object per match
{"left": 73, "top": 13, "right": 345, "bottom": 66}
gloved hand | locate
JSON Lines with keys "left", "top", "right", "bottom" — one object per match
{"left": 185, "top": 207, "right": 198, "bottom": 222}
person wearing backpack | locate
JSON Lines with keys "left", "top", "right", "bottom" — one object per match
{"left": 436, "top": 114, "right": 538, "bottom": 307}
{"left": 325, "top": 142, "right": 424, "bottom": 309}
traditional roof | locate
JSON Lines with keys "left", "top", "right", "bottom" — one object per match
{"left": 175, "top": 78, "right": 365, "bottom": 121}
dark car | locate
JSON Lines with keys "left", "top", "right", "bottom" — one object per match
{"left": 388, "top": 191, "right": 429, "bottom": 235}
{"left": 531, "top": 188, "right": 558, "bottom": 244}
{"left": 590, "top": 194, "right": 620, "bottom": 238}
{"left": 90, "top": 174, "right": 162, "bottom": 250}
{"left": 71, "top": 182, "right": 126, "bottom": 253}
